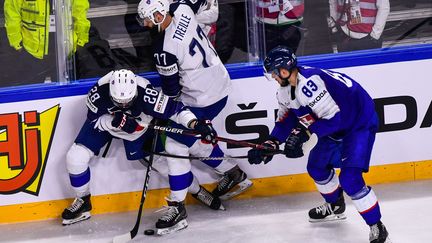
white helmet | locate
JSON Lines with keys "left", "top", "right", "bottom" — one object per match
{"left": 137, "top": 0, "right": 170, "bottom": 26}
{"left": 109, "top": 69, "right": 138, "bottom": 109}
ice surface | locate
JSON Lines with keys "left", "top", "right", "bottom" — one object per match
{"left": 1, "top": 180, "right": 431, "bottom": 243}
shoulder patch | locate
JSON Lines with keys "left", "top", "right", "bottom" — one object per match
{"left": 154, "top": 93, "right": 169, "bottom": 114}
{"left": 86, "top": 96, "right": 98, "bottom": 113}
{"left": 156, "top": 63, "right": 179, "bottom": 76}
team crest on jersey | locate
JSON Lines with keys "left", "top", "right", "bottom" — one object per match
{"left": 0, "top": 105, "right": 60, "bottom": 195}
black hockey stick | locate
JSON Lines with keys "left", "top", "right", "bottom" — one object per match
{"left": 113, "top": 130, "right": 159, "bottom": 243}
{"left": 147, "top": 124, "right": 285, "bottom": 154}
{"left": 101, "top": 138, "right": 112, "bottom": 158}
{"left": 143, "top": 150, "right": 249, "bottom": 160}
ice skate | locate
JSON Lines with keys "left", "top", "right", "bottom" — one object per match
{"left": 192, "top": 186, "right": 225, "bottom": 210}
{"left": 212, "top": 165, "right": 253, "bottom": 200}
{"left": 370, "top": 221, "right": 391, "bottom": 243}
{"left": 62, "top": 194, "right": 92, "bottom": 225}
{"left": 309, "top": 194, "right": 346, "bottom": 222}
{"left": 156, "top": 199, "right": 188, "bottom": 235}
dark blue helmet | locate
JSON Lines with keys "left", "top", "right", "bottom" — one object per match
{"left": 263, "top": 46, "right": 297, "bottom": 75}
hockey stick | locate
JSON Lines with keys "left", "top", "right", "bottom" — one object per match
{"left": 113, "top": 131, "right": 159, "bottom": 243}
{"left": 101, "top": 138, "right": 112, "bottom": 158}
{"left": 147, "top": 124, "right": 285, "bottom": 153}
{"left": 143, "top": 150, "right": 249, "bottom": 160}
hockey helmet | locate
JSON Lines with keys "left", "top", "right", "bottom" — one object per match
{"left": 263, "top": 46, "right": 297, "bottom": 82}
{"left": 109, "top": 69, "right": 138, "bottom": 109}
{"left": 137, "top": 0, "right": 170, "bottom": 26}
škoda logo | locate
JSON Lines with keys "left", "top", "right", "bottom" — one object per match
{"left": 0, "top": 105, "right": 60, "bottom": 195}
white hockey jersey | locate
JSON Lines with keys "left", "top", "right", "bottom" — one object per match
{"left": 152, "top": 0, "right": 231, "bottom": 107}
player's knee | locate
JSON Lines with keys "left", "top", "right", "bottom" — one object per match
{"left": 165, "top": 138, "right": 192, "bottom": 174}
{"left": 66, "top": 143, "right": 94, "bottom": 175}
{"left": 339, "top": 167, "right": 366, "bottom": 196}
{"left": 189, "top": 140, "right": 213, "bottom": 157}
{"left": 165, "top": 137, "right": 189, "bottom": 155}
{"left": 307, "top": 164, "right": 332, "bottom": 182}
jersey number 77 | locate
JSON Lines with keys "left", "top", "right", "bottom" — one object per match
{"left": 189, "top": 26, "right": 217, "bottom": 68}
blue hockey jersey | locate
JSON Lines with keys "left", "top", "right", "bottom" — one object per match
{"left": 271, "top": 66, "right": 376, "bottom": 142}
{"left": 85, "top": 71, "right": 196, "bottom": 140}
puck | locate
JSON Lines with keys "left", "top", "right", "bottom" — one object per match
{"left": 144, "top": 229, "right": 155, "bottom": 235}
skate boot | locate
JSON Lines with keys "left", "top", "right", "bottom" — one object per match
{"left": 156, "top": 199, "right": 188, "bottom": 235}
{"left": 370, "top": 221, "right": 391, "bottom": 243}
{"left": 192, "top": 186, "right": 225, "bottom": 210}
{"left": 62, "top": 194, "right": 92, "bottom": 225}
{"left": 308, "top": 193, "right": 346, "bottom": 222}
{"left": 212, "top": 165, "right": 253, "bottom": 200}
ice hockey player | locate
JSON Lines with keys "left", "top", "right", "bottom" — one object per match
{"left": 247, "top": 46, "right": 391, "bottom": 243}
{"left": 61, "top": 69, "right": 223, "bottom": 226}
{"left": 137, "top": 0, "right": 252, "bottom": 235}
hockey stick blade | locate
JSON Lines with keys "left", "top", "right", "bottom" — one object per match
{"left": 302, "top": 133, "right": 318, "bottom": 154}
{"left": 113, "top": 232, "right": 132, "bottom": 243}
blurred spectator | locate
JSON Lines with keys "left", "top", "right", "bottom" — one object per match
{"left": 301, "top": 0, "right": 334, "bottom": 56}
{"left": 124, "top": 0, "right": 154, "bottom": 70}
{"left": 75, "top": 26, "right": 118, "bottom": 79}
{"left": 3, "top": 0, "right": 90, "bottom": 84}
{"left": 214, "top": 2, "right": 248, "bottom": 63}
{"left": 256, "top": 0, "right": 304, "bottom": 53}
{"left": 196, "top": 0, "right": 219, "bottom": 46}
{"left": 328, "top": 0, "right": 390, "bottom": 52}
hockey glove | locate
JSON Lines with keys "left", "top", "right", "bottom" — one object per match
{"left": 248, "top": 139, "right": 279, "bottom": 165}
{"left": 284, "top": 126, "right": 310, "bottom": 158}
{"left": 194, "top": 119, "right": 217, "bottom": 144}
{"left": 111, "top": 112, "right": 139, "bottom": 134}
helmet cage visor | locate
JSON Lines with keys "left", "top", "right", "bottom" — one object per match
{"left": 263, "top": 68, "right": 280, "bottom": 83}
{"left": 111, "top": 93, "right": 138, "bottom": 109}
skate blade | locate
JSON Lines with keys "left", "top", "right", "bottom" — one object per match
{"left": 156, "top": 219, "right": 188, "bottom": 235}
{"left": 308, "top": 213, "right": 347, "bottom": 223}
{"left": 219, "top": 204, "right": 226, "bottom": 211}
{"left": 219, "top": 179, "right": 253, "bottom": 200}
{"left": 62, "top": 212, "right": 91, "bottom": 226}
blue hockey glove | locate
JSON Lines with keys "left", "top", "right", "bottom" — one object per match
{"left": 194, "top": 119, "right": 217, "bottom": 144}
{"left": 248, "top": 139, "right": 279, "bottom": 165}
{"left": 111, "top": 112, "right": 139, "bottom": 134}
{"left": 284, "top": 126, "right": 309, "bottom": 158}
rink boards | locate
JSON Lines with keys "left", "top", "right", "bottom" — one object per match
{"left": 1, "top": 47, "right": 432, "bottom": 223}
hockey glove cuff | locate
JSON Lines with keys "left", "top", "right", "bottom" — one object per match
{"left": 248, "top": 139, "right": 279, "bottom": 165}
{"left": 194, "top": 119, "right": 217, "bottom": 144}
{"left": 284, "top": 126, "right": 310, "bottom": 158}
{"left": 111, "top": 112, "right": 140, "bottom": 134}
